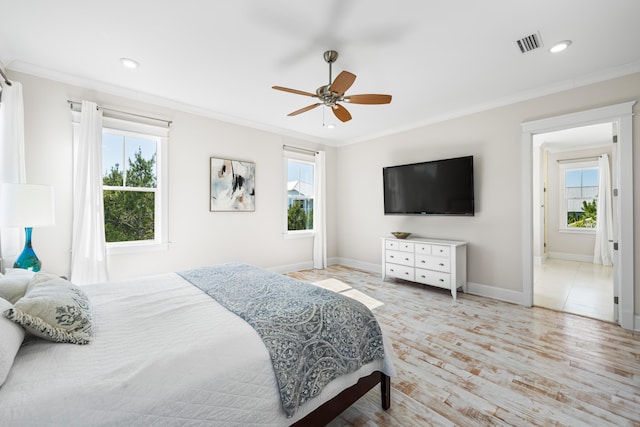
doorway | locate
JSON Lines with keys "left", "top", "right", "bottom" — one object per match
{"left": 532, "top": 124, "right": 614, "bottom": 321}
{"left": 521, "top": 101, "right": 635, "bottom": 330}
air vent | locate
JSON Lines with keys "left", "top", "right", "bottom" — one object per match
{"left": 516, "top": 33, "right": 542, "bottom": 53}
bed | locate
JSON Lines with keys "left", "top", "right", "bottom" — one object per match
{"left": 0, "top": 263, "right": 394, "bottom": 426}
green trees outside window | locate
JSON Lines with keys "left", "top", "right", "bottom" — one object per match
{"left": 103, "top": 142, "right": 157, "bottom": 243}
{"left": 288, "top": 201, "right": 313, "bottom": 231}
{"left": 567, "top": 198, "right": 597, "bottom": 228}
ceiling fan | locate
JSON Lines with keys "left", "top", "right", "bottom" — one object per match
{"left": 272, "top": 50, "right": 392, "bottom": 123}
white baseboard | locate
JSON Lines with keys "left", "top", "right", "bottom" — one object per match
{"left": 329, "top": 257, "right": 380, "bottom": 274}
{"left": 547, "top": 252, "right": 594, "bottom": 263}
{"left": 634, "top": 314, "right": 640, "bottom": 332}
{"left": 269, "top": 261, "right": 314, "bottom": 274}
{"left": 466, "top": 281, "right": 527, "bottom": 306}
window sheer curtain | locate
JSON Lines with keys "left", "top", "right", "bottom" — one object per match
{"left": 593, "top": 154, "right": 613, "bottom": 265}
{"left": 71, "top": 100, "right": 108, "bottom": 284}
{"left": 313, "top": 151, "right": 327, "bottom": 269}
{"left": 0, "top": 81, "right": 27, "bottom": 267}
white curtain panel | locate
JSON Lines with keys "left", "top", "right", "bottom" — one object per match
{"left": 593, "top": 154, "right": 613, "bottom": 266}
{"left": 313, "top": 151, "right": 327, "bottom": 269}
{"left": 71, "top": 101, "right": 108, "bottom": 284}
{"left": 0, "top": 81, "right": 27, "bottom": 264}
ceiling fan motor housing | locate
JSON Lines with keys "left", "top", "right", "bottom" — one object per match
{"left": 316, "top": 84, "right": 342, "bottom": 107}
{"left": 323, "top": 50, "right": 338, "bottom": 64}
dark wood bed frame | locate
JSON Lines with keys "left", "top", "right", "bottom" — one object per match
{"left": 291, "top": 371, "right": 390, "bottom": 426}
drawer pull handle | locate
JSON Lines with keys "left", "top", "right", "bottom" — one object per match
{"left": 420, "top": 260, "right": 425, "bottom": 264}
{"left": 439, "top": 279, "right": 444, "bottom": 282}
{"left": 390, "top": 268, "right": 394, "bottom": 272}
{"left": 390, "top": 255, "right": 394, "bottom": 258}
{"left": 421, "top": 275, "right": 426, "bottom": 278}
{"left": 404, "top": 272, "right": 410, "bottom": 275}
{"left": 439, "top": 263, "right": 445, "bottom": 267}
{"left": 404, "top": 258, "right": 409, "bottom": 261}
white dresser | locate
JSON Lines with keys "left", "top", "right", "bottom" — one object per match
{"left": 381, "top": 237, "right": 467, "bottom": 299}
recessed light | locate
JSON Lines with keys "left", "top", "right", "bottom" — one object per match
{"left": 326, "top": 124, "right": 336, "bottom": 129}
{"left": 120, "top": 58, "right": 140, "bottom": 69}
{"left": 550, "top": 40, "right": 572, "bottom": 53}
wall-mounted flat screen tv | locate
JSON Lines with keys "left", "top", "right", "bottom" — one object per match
{"left": 383, "top": 155, "right": 474, "bottom": 216}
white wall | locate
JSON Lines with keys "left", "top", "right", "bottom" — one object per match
{"left": 334, "top": 72, "right": 640, "bottom": 313}
{"left": 10, "top": 70, "right": 640, "bottom": 320}
{"left": 14, "top": 72, "right": 337, "bottom": 280}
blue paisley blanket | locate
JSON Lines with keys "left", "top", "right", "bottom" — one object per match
{"left": 178, "top": 263, "right": 385, "bottom": 418}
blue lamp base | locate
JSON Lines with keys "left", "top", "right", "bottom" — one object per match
{"left": 13, "top": 227, "right": 42, "bottom": 272}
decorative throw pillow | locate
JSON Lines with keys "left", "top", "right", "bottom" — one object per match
{"left": 0, "top": 297, "right": 25, "bottom": 386}
{"left": 0, "top": 269, "right": 35, "bottom": 304}
{"left": 4, "top": 274, "right": 93, "bottom": 345}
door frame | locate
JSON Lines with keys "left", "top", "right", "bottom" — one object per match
{"left": 521, "top": 101, "right": 635, "bottom": 330}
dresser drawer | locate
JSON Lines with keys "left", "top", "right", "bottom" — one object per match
{"left": 415, "top": 268, "right": 451, "bottom": 289}
{"left": 415, "top": 254, "right": 450, "bottom": 273}
{"left": 399, "top": 241, "right": 415, "bottom": 252}
{"left": 385, "top": 239, "right": 414, "bottom": 252}
{"left": 415, "top": 243, "right": 432, "bottom": 255}
{"left": 431, "top": 245, "right": 450, "bottom": 257}
{"left": 385, "top": 264, "right": 415, "bottom": 281}
{"left": 386, "top": 250, "right": 414, "bottom": 266}
{"left": 385, "top": 239, "right": 399, "bottom": 250}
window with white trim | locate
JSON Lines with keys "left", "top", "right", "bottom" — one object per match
{"left": 284, "top": 150, "right": 315, "bottom": 235}
{"left": 72, "top": 113, "right": 168, "bottom": 252}
{"left": 558, "top": 160, "right": 598, "bottom": 231}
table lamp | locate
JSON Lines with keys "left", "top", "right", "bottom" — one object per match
{"left": 0, "top": 183, "right": 55, "bottom": 272}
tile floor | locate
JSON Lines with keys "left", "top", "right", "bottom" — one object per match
{"left": 533, "top": 258, "right": 613, "bottom": 322}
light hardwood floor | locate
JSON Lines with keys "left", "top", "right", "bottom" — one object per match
{"left": 286, "top": 265, "right": 640, "bottom": 427}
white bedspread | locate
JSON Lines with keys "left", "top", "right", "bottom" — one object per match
{"left": 0, "top": 272, "right": 394, "bottom": 426}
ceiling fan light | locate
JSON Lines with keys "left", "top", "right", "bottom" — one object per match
{"left": 120, "top": 57, "right": 140, "bottom": 69}
{"left": 550, "top": 40, "right": 572, "bottom": 53}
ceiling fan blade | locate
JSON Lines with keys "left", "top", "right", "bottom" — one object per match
{"left": 287, "top": 103, "right": 321, "bottom": 116}
{"left": 343, "top": 94, "right": 392, "bottom": 104}
{"left": 330, "top": 71, "right": 356, "bottom": 95}
{"left": 272, "top": 86, "right": 318, "bottom": 97}
{"left": 332, "top": 104, "right": 352, "bottom": 122}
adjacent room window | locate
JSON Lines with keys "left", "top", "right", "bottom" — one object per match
{"left": 284, "top": 150, "right": 315, "bottom": 234}
{"left": 72, "top": 113, "right": 169, "bottom": 252}
{"left": 559, "top": 160, "right": 599, "bottom": 230}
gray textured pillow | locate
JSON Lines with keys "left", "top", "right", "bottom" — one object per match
{"left": 0, "top": 297, "right": 25, "bottom": 386}
{"left": 0, "top": 269, "right": 35, "bottom": 304}
{"left": 4, "top": 274, "right": 93, "bottom": 345}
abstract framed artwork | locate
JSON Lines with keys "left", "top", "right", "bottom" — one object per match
{"left": 210, "top": 157, "right": 256, "bottom": 211}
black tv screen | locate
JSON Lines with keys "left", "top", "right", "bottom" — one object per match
{"left": 383, "top": 156, "right": 474, "bottom": 215}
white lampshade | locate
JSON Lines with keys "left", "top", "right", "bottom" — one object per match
{"left": 0, "top": 183, "right": 56, "bottom": 228}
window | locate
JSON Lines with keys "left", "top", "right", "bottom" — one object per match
{"left": 284, "top": 150, "right": 315, "bottom": 234}
{"left": 102, "top": 130, "right": 159, "bottom": 243}
{"left": 559, "top": 160, "right": 598, "bottom": 230}
{"left": 72, "top": 113, "right": 168, "bottom": 252}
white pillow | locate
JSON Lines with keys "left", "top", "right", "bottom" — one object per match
{"left": 0, "top": 269, "right": 35, "bottom": 304}
{"left": 0, "top": 297, "right": 25, "bottom": 386}
{"left": 4, "top": 273, "right": 93, "bottom": 345}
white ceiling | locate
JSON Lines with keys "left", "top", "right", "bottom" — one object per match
{"left": 1, "top": 0, "right": 639, "bottom": 146}
{"left": 534, "top": 122, "right": 613, "bottom": 153}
